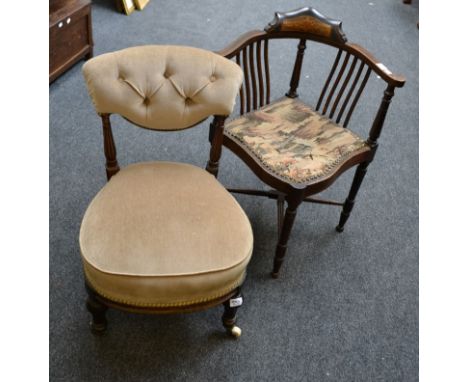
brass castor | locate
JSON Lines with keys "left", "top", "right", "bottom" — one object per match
{"left": 89, "top": 320, "right": 107, "bottom": 335}
{"left": 222, "top": 290, "right": 243, "bottom": 338}
{"left": 228, "top": 325, "right": 242, "bottom": 338}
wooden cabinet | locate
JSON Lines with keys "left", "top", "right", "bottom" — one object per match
{"left": 49, "top": 0, "right": 93, "bottom": 83}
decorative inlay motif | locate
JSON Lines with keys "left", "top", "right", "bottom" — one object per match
{"left": 282, "top": 16, "right": 332, "bottom": 36}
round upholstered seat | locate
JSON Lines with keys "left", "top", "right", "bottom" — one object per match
{"left": 80, "top": 162, "right": 253, "bottom": 308}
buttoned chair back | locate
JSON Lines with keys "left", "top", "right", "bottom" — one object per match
{"left": 83, "top": 45, "right": 243, "bottom": 131}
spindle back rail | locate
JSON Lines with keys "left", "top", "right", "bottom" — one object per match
{"left": 218, "top": 7, "right": 404, "bottom": 124}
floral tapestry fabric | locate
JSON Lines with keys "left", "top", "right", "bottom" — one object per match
{"left": 225, "top": 97, "right": 370, "bottom": 184}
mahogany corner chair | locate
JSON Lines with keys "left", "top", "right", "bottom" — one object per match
{"left": 214, "top": 7, "right": 406, "bottom": 278}
{"left": 79, "top": 45, "right": 253, "bottom": 337}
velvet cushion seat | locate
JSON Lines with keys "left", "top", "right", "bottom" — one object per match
{"left": 80, "top": 162, "right": 253, "bottom": 307}
{"left": 224, "top": 97, "right": 371, "bottom": 185}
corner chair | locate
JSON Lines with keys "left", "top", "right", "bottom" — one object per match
{"left": 215, "top": 7, "right": 406, "bottom": 277}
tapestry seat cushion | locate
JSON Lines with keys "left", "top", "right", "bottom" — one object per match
{"left": 224, "top": 97, "right": 370, "bottom": 184}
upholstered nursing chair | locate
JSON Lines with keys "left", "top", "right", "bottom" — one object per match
{"left": 216, "top": 7, "right": 406, "bottom": 277}
{"left": 80, "top": 45, "right": 252, "bottom": 337}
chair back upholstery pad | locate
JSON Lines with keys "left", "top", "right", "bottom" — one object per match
{"left": 83, "top": 45, "right": 243, "bottom": 130}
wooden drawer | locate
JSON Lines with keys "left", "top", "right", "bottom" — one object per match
{"left": 49, "top": 0, "right": 93, "bottom": 83}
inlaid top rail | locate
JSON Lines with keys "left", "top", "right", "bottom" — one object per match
{"left": 264, "top": 7, "right": 347, "bottom": 45}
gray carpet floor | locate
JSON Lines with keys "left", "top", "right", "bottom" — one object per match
{"left": 49, "top": 0, "right": 419, "bottom": 380}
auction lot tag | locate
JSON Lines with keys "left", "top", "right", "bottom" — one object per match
{"left": 230, "top": 296, "right": 243, "bottom": 307}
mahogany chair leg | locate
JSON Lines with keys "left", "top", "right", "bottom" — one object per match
{"left": 276, "top": 193, "right": 285, "bottom": 238}
{"left": 222, "top": 288, "right": 243, "bottom": 338}
{"left": 336, "top": 162, "right": 370, "bottom": 232}
{"left": 85, "top": 288, "right": 108, "bottom": 334}
{"left": 205, "top": 116, "right": 227, "bottom": 178}
{"left": 272, "top": 195, "right": 303, "bottom": 278}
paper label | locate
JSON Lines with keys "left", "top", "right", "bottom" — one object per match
{"left": 229, "top": 296, "right": 243, "bottom": 308}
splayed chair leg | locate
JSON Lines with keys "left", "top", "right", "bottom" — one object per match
{"left": 271, "top": 194, "right": 302, "bottom": 278}
{"left": 336, "top": 162, "right": 369, "bottom": 232}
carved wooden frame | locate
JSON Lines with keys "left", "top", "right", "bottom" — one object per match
{"left": 216, "top": 7, "right": 406, "bottom": 277}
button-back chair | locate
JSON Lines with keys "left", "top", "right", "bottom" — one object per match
{"left": 80, "top": 45, "right": 252, "bottom": 337}
{"left": 215, "top": 7, "right": 406, "bottom": 278}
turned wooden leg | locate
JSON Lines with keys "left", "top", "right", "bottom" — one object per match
{"left": 205, "top": 116, "right": 226, "bottom": 178}
{"left": 276, "top": 194, "right": 285, "bottom": 238}
{"left": 272, "top": 195, "right": 302, "bottom": 278}
{"left": 222, "top": 289, "right": 243, "bottom": 338}
{"left": 336, "top": 162, "right": 370, "bottom": 233}
{"left": 85, "top": 288, "right": 108, "bottom": 334}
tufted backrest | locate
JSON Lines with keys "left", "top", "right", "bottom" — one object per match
{"left": 82, "top": 45, "right": 244, "bottom": 130}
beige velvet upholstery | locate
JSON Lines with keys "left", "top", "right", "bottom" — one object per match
{"left": 80, "top": 162, "right": 253, "bottom": 307}
{"left": 82, "top": 45, "right": 243, "bottom": 130}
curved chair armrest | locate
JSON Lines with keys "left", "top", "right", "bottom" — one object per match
{"left": 346, "top": 43, "right": 406, "bottom": 87}
{"left": 216, "top": 30, "right": 266, "bottom": 59}
{"left": 215, "top": 31, "right": 405, "bottom": 89}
